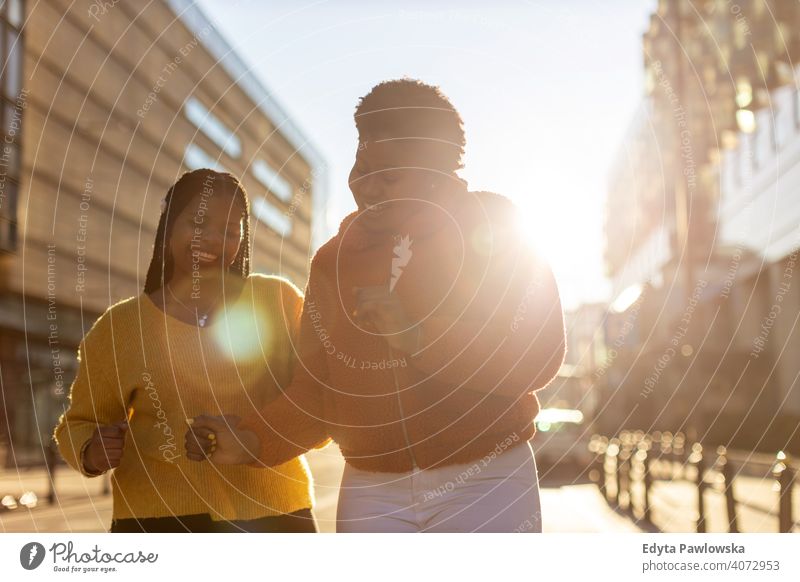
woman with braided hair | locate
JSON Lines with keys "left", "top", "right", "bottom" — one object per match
{"left": 54, "top": 169, "right": 319, "bottom": 532}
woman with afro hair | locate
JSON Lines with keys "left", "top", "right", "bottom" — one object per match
{"left": 188, "top": 80, "right": 565, "bottom": 533}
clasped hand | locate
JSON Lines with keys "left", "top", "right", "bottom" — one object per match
{"left": 184, "top": 414, "right": 261, "bottom": 464}
{"left": 352, "top": 286, "right": 421, "bottom": 354}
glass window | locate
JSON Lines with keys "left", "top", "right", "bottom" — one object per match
{"left": 795, "top": 89, "right": 800, "bottom": 129}
{"left": 0, "top": 1, "right": 21, "bottom": 254}
{"left": 773, "top": 87, "right": 794, "bottom": 149}
{"left": 722, "top": 149, "right": 738, "bottom": 191}
{"left": 3, "top": 140, "right": 19, "bottom": 175}
{"left": 0, "top": 180, "right": 18, "bottom": 252}
{"left": 252, "top": 159, "right": 292, "bottom": 202}
{"left": 4, "top": 26, "right": 20, "bottom": 99}
{"left": 3, "top": 99, "right": 22, "bottom": 138}
{"left": 2, "top": 100, "right": 14, "bottom": 134}
{"left": 0, "top": 217, "right": 15, "bottom": 250}
{"left": 753, "top": 110, "right": 773, "bottom": 169}
{"left": 775, "top": 107, "right": 791, "bottom": 149}
{"left": 738, "top": 133, "right": 753, "bottom": 186}
{"left": 0, "top": 178, "right": 18, "bottom": 214}
{"left": 184, "top": 97, "right": 241, "bottom": 158}
{"left": 7, "top": 0, "right": 22, "bottom": 28}
{"left": 183, "top": 143, "right": 227, "bottom": 172}
{"left": 252, "top": 197, "right": 292, "bottom": 237}
{"left": 0, "top": 22, "right": 6, "bottom": 98}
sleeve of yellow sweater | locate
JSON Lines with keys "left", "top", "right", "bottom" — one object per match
{"left": 238, "top": 270, "right": 331, "bottom": 468}
{"left": 52, "top": 307, "right": 132, "bottom": 477}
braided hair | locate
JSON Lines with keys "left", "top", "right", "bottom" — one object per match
{"left": 144, "top": 169, "right": 251, "bottom": 294}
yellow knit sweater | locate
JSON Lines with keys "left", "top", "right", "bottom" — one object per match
{"left": 53, "top": 274, "right": 315, "bottom": 522}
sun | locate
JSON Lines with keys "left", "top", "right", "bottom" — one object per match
{"left": 512, "top": 196, "right": 562, "bottom": 265}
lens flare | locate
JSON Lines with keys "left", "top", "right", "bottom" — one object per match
{"left": 212, "top": 303, "right": 273, "bottom": 362}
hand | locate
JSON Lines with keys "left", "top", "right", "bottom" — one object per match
{"left": 353, "top": 286, "right": 421, "bottom": 354}
{"left": 184, "top": 414, "right": 260, "bottom": 465}
{"left": 83, "top": 421, "right": 128, "bottom": 474}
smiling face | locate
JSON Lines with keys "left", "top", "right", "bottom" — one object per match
{"left": 349, "top": 136, "right": 445, "bottom": 231}
{"left": 167, "top": 188, "right": 245, "bottom": 285}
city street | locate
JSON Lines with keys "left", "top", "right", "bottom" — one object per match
{"left": 2, "top": 3, "right": 800, "bottom": 580}
{"left": 0, "top": 447, "right": 640, "bottom": 533}
{"left": 6, "top": 445, "right": 793, "bottom": 534}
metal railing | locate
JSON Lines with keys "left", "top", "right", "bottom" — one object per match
{"left": 589, "top": 431, "right": 797, "bottom": 533}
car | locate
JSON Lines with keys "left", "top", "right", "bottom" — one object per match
{"left": 531, "top": 408, "right": 593, "bottom": 472}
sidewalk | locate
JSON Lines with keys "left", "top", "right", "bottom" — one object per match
{"left": 593, "top": 468, "right": 800, "bottom": 533}
{"left": 644, "top": 476, "right": 800, "bottom": 533}
{"left": 0, "top": 449, "right": 641, "bottom": 533}
{"left": 7, "top": 450, "right": 791, "bottom": 533}
{"left": 0, "top": 462, "right": 110, "bottom": 533}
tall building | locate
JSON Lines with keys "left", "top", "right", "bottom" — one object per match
{"left": 0, "top": 0, "right": 326, "bottom": 465}
{"left": 607, "top": 0, "right": 800, "bottom": 297}
{"left": 602, "top": 0, "right": 800, "bottom": 449}
{"left": 717, "top": 76, "right": 800, "bottom": 450}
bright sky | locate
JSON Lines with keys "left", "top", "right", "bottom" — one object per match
{"left": 196, "top": 0, "right": 655, "bottom": 310}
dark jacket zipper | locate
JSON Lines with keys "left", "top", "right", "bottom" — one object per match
{"left": 388, "top": 345, "right": 419, "bottom": 470}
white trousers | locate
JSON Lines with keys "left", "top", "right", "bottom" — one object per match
{"left": 336, "top": 441, "right": 542, "bottom": 532}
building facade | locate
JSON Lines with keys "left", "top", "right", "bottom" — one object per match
{"left": 601, "top": 0, "right": 800, "bottom": 450}
{"left": 716, "top": 77, "right": 800, "bottom": 447}
{"left": 0, "top": 0, "right": 326, "bottom": 466}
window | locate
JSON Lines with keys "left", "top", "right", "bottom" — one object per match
{"left": 738, "top": 132, "right": 753, "bottom": 187}
{"left": 0, "top": 0, "right": 24, "bottom": 253}
{"left": 795, "top": 88, "right": 800, "bottom": 130}
{"left": 4, "top": 26, "right": 20, "bottom": 97}
{"left": 252, "top": 159, "right": 292, "bottom": 202}
{"left": 183, "top": 143, "right": 227, "bottom": 173}
{"left": 6, "top": 0, "right": 22, "bottom": 27}
{"left": 773, "top": 86, "right": 794, "bottom": 149}
{"left": 252, "top": 197, "right": 292, "bottom": 237}
{"left": 722, "top": 148, "right": 738, "bottom": 191}
{"left": 753, "top": 109, "right": 773, "bottom": 169}
{"left": 183, "top": 96, "right": 241, "bottom": 158}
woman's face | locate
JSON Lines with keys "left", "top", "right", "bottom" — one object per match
{"left": 348, "top": 137, "right": 439, "bottom": 230}
{"left": 167, "top": 190, "right": 245, "bottom": 285}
